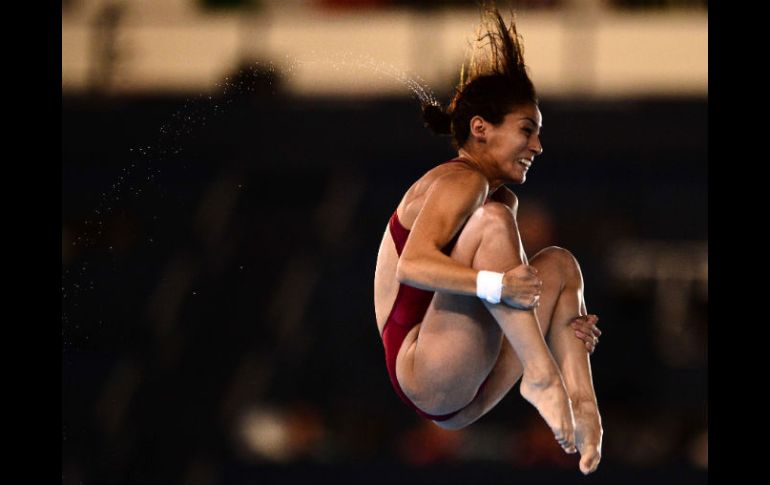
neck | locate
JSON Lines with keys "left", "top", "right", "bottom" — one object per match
{"left": 457, "top": 148, "right": 503, "bottom": 193}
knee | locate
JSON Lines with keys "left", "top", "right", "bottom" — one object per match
{"left": 474, "top": 202, "right": 516, "bottom": 232}
{"left": 533, "top": 246, "right": 583, "bottom": 286}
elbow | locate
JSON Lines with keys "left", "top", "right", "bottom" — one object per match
{"left": 397, "top": 253, "right": 426, "bottom": 285}
{"left": 395, "top": 257, "right": 412, "bottom": 284}
{"left": 397, "top": 247, "right": 439, "bottom": 286}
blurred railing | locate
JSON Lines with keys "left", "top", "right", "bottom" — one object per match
{"left": 62, "top": 0, "right": 707, "bottom": 97}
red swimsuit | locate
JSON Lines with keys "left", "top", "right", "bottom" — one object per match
{"left": 381, "top": 159, "right": 491, "bottom": 421}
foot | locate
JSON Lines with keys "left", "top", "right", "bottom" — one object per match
{"left": 519, "top": 372, "right": 576, "bottom": 453}
{"left": 573, "top": 399, "right": 603, "bottom": 475}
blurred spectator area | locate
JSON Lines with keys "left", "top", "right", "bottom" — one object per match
{"left": 62, "top": 0, "right": 707, "bottom": 97}
{"left": 62, "top": 94, "right": 706, "bottom": 481}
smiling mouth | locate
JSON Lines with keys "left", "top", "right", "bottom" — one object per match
{"left": 517, "top": 159, "right": 532, "bottom": 169}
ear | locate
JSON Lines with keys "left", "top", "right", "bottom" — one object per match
{"left": 469, "top": 116, "right": 487, "bottom": 142}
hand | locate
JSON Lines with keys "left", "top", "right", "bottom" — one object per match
{"left": 500, "top": 264, "right": 542, "bottom": 310}
{"left": 570, "top": 315, "right": 601, "bottom": 354}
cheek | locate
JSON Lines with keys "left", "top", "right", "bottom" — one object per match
{"left": 511, "top": 137, "right": 527, "bottom": 152}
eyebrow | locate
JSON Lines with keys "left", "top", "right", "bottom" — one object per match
{"left": 521, "top": 117, "right": 542, "bottom": 130}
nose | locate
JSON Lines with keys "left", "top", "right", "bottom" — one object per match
{"left": 530, "top": 135, "right": 543, "bottom": 156}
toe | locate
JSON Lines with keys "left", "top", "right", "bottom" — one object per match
{"left": 579, "top": 448, "right": 601, "bottom": 475}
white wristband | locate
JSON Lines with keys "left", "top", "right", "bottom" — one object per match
{"left": 476, "top": 270, "right": 504, "bottom": 304}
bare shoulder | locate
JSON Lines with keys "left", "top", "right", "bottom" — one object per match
{"left": 401, "top": 162, "right": 488, "bottom": 224}
{"left": 432, "top": 163, "right": 488, "bottom": 191}
{"left": 418, "top": 163, "right": 489, "bottom": 213}
{"left": 403, "top": 164, "right": 489, "bottom": 251}
{"left": 420, "top": 161, "right": 487, "bottom": 193}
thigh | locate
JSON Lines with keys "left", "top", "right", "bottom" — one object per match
{"left": 397, "top": 210, "right": 505, "bottom": 406}
{"left": 412, "top": 248, "right": 559, "bottom": 416}
{"left": 418, "top": 248, "right": 571, "bottom": 427}
{"left": 416, "top": 288, "right": 505, "bottom": 390}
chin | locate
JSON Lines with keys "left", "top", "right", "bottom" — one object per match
{"left": 512, "top": 167, "right": 527, "bottom": 184}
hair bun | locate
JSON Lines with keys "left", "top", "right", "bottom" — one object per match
{"left": 421, "top": 103, "right": 452, "bottom": 136}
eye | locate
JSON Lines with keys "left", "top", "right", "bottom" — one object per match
{"left": 522, "top": 127, "right": 533, "bottom": 135}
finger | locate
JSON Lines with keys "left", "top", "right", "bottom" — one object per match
{"left": 574, "top": 321, "right": 592, "bottom": 333}
{"left": 570, "top": 315, "right": 588, "bottom": 325}
{"left": 575, "top": 330, "right": 590, "bottom": 343}
{"left": 578, "top": 331, "right": 591, "bottom": 345}
{"left": 575, "top": 317, "right": 601, "bottom": 336}
{"left": 585, "top": 324, "right": 601, "bottom": 338}
{"left": 527, "top": 275, "right": 542, "bottom": 287}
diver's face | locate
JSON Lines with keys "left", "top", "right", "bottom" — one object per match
{"left": 485, "top": 103, "right": 543, "bottom": 184}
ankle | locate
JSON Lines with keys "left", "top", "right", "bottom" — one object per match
{"left": 522, "top": 367, "right": 562, "bottom": 388}
{"left": 570, "top": 395, "right": 598, "bottom": 410}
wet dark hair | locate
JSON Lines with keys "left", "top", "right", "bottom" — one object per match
{"left": 422, "top": 4, "right": 537, "bottom": 148}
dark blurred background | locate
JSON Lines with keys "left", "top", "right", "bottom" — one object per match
{"left": 62, "top": 1, "right": 707, "bottom": 484}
